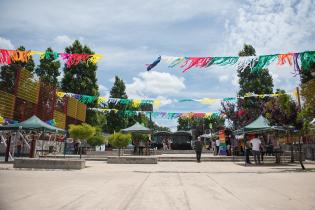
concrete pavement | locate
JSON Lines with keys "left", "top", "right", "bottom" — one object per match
{"left": 0, "top": 161, "right": 315, "bottom": 210}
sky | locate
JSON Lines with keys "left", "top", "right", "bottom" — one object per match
{"left": 0, "top": 0, "right": 315, "bottom": 130}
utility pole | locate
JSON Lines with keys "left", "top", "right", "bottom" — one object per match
{"left": 295, "top": 87, "right": 305, "bottom": 170}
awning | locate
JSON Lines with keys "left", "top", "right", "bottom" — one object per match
{"left": 0, "top": 115, "right": 65, "bottom": 133}
{"left": 121, "top": 122, "right": 152, "bottom": 134}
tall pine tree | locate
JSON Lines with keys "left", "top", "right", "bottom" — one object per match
{"left": 0, "top": 46, "right": 35, "bottom": 93}
{"left": 35, "top": 47, "right": 60, "bottom": 87}
{"left": 60, "top": 40, "right": 99, "bottom": 125}
{"left": 106, "top": 76, "right": 129, "bottom": 133}
{"left": 237, "top": 44, "right": 274, "bottom": 127}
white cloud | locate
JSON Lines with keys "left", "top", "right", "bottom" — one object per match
{"left": 126, "top": 71, "right": 186, "bottom": 98}
{"left": 218, "top": 75, "right": 229, "bottom": 82}
{"left": 231, "top": 74, "right": 239, "bottom": 87}
{"left": 226, "top": 0, "right": 315, "bottom": 54}
{"left": 156, "top": 96, "right": 173, "bottom": 107}
{"left": 109, "top": 77, "right": 115, "bottom": 83}
{"left": 53, "top": 35, "right": 74, "bottom": 46}
{"left": 99, "top": 84, "right": 109, "bottom": 97}
{"left": 0, "top": 37, "right": 14, "bottom": 49}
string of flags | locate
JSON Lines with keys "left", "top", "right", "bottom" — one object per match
{"left": 146, "top": 51, "right": 315, "bottom": 73}
{"left": 0, "top": 48, "right": 103, "bottom": 68}
{"left": 89, "top": 108, "right": 223, "bottom": 119}
{"left": 56, "top": 91, "right": 161, "bottom": 107}
{"left": 56, "top": 91, "right": 287, "bottom": 107}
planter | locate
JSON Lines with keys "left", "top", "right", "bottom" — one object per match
{"left": 107, "top": 156, "right": 158, "bottom": 164}
{"left": 13, "top": 158, "right": 85, "bottom": 170}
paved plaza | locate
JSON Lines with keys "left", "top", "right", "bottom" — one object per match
{"left": 0, "top": 161, "right": 315, "bottom": 210}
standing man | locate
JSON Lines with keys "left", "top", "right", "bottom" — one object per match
{"left": 215, "top": 138, "right": 220, "bottom": 155}
{"left": 194, "top": 137, "right": 203, "bottom": 162}
{"left": 251, "top": 134, "right": 262, "bottom": 165}
{"left": 245, "top": 139, "right": 251, "bottom": 165}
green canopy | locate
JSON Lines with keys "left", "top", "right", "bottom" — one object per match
{"left": 244, "top": 115, "right": 270, "bottom": 130}
{"left": 234, "top": 115, "right": 274, "bottom": 135}
{"left": 0, "top": 115, "right": 65, "bottom": 133}
{"left": 121, "top": 122, "right": 152, "bottom": 134}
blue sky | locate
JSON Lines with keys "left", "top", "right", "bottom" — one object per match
{"left": 1, "top": 0, "right": 315, "bottom": 130}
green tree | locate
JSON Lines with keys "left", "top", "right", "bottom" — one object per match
{"left": 237, "top": 44, "right": 274, "bottom": 126}
{"left": 87, "top": 126, "right": 107, "bottom": 147}
{"left": 263, "top": 89, "right": 300, "bottom": 127}
{"left": 0, "top": 46, "right": 35, "bottom": 93}
{"left": 131, "top": 133, "right": 149, "bottom": 142}
{"left": 60, "top": 40, "right": 99, "bottom": 125}
{"left": 68, "top": 123, "right": 96, "bottom": 141}
{"left": 177, "top": 115, "right": 224, "bottom": 136}
{"left": 108, "top": 132, "right": 131, "bottom": 156}
{"left": 88, "top": 134, "right": 106, "bottom": 147}
{"left": 106, "top": 76, "right": 129, "bottom": 133}
{"left": 301, "top": 79, "right": 315, "bottom": 118}
{"left": 35, "top": 47, "right": 60, "bottom": 87}
{"left": 110, "top": 76, "right": 127, "bottom": 98}
{"left": 300, "top": 61, "right": 315, "bottom": 84}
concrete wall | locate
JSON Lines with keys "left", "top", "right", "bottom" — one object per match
{"left": 14, "top": 158, "right": 85, "bottom": 169}
{"left": 303, "top": 144, "right": 315, "bottom": 160}
{"left": 107, "top": 156, "right": 158, "bottom": 164}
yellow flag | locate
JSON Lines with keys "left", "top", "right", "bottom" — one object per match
{"left": 56, "top": 92, "right": 66, "bottom": 97}
{"left": 153, "top": 99, "right": 161, "bottom": 107}
{"left": 132, "top": 99, "right": 141, "bottom": 108}
{"left": 200, "top": 98, "right": 220, "bottom": 104}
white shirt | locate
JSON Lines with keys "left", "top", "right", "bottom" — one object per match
{"left": 215, "top": 139, "right": 221, "bottom": 146}
{"left": 251, "top": 138, "right": 261, "bottom": 151}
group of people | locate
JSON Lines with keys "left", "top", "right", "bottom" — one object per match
{"left": 194, "top": 134, "right": 282, "bottom": 164}
{"left": 162, "top": 137, "right": 172, "bottom": 151}
{"left": 245, "top": 134, "right": 282, "bottom": 165}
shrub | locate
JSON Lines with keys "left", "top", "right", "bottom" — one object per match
{"left": 108, "top": 133, "right": 132, "bottom": 156}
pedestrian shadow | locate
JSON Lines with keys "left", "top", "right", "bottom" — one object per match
{"left": 234, "top": 162, "right": 296, "bottom": 167}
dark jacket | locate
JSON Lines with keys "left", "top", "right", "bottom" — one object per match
{"left": 194, "top": 140, "right": 203, "bottom": 152}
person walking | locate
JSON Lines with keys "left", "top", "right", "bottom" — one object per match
{"left": 211, "top": 140, "right": 216, "bottom": 155}
{"left": 162, "top": 138, "right": 167, "bottom": 151}
{"left": 194, "top": 137, "right": 203, "bottom": 162}
{"left": 251, "top": 135, "right": 262, "bottom": 165}
{"left": 272, "top": 136, "right": 281, "bottom": 164}
{"left": 245, "top": 139, "right": 252, "bottom": 165}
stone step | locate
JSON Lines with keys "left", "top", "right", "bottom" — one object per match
{"left": 84, "top": 156, "right": 292, "bottom": 162}
{"left": 158, "top": 156, "right": 292, "bottom": 162}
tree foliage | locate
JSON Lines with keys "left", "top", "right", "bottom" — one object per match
{"left": 60, "top": 40, "right": 99, "bottom": 125}
{"left": 0, "top": 46, "right": 35, "bottom": 93}
{"left": 68, "top": 123, "right": 96, "bottom": 140}
{"left": 88, "top": 134, "right": 106, "bottom": 147}
{"left": 237, "top": 44, "right": 274, "bottom": 127}
{"left": 177, "top": 116, "right": 224, "bottom": 136}
{"left": 131, "top": 133, "right": 149, "bottom": 142}
{"left": 301, "top": 79, "right": 315, "bottom": 118}
{"left": 108, "top": 132, "right": 131, "bottom": 156}
{"left": 263, "top": 89, "right": 300, "bottom": 127}
{"left": 109, "top": 76, "right": 127, "bottom": 98}
{"left": 300, "top": 62, "right": 315, "bottom": 84}
{"left": 35, "top": 47, "right": 60, "bottom": 87}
